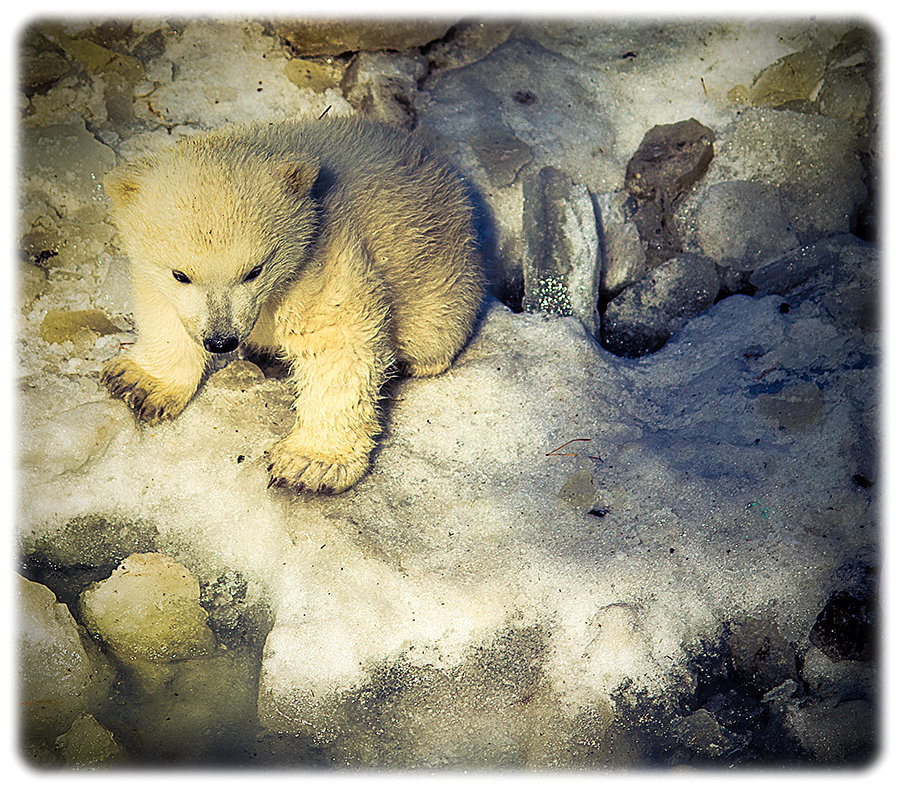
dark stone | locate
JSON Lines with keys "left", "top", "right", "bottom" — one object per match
{"left": 749, "top": 234, "right": 869, "bottom": 295}
{"left": 20, "top": 29, "right": 72, "bottom": 97}
{"left": 727, "top": 616, "right": 797, "bottom": 693}
{"left": 275, "top": 20, "right": 453, "bottom": 56}
{"left": 600, "top": 253, "right": 719, "bottom": 356}
{"left": 809, "top": 591, "right": 875, "bottom": 662}
{"left": 624, "top": 118, "right": 715, "bottom": 205}
{"left": 631, "top": 199, "right": 682, "bottom": 268}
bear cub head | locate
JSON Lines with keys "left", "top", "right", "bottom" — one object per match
{"left": 104, "top": 138, "right": 320, "bottom": 354}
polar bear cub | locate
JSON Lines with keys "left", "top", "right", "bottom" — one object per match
{"left": 101, "top": 116, "right": 483, "bottom": 494}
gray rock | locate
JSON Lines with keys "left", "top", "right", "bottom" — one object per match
{"left": 600, "top": 253, "right": 719, "bottom": 356}
{"left": 274, "top": 19, "right": 454, "bottom": 56}
{"left": 419, "top": 36, "right": 616, "bottom": 192}
{"left": 727, "top": 616, "right": 797, "bottom": 693}
{"left": 673, "top": 709, "right": 732, "bottom": 757}
{"left": 20, "top": 30, "right": 72, "bottom": 96}
{"left": 678, "top": 180, "right": 799, "bottom": 274}
{"left": 522, "top": 166, "right": 602, "bottom": 337}
{"left": 467, "top": 126, "right": 533, "bottom": 190}
{"left": 696, "top": 108, "right": 867, "bottom": 244}
{"left": 800, "top": 645, "right": 875, "bottom": 701}
{"left": 784, "top": 697, "right": 875, "bottom": 762}
{"left": 817, "top": 65, "right": 871, "bottom": 129}
{"left": 749, "top": 233, "right": 871, "bottom": 296}
{"left": 595, "top": 190, "right": 648, "bottom": 297}
{"left": 340, "top": 52, "right": 426, "bottom": 129}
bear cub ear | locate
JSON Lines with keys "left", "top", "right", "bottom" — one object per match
{"left": 277, "top": 159, "right": 320, "bottom": 196}
{"left": 103, "top": 163, "right": 146, "bottom": 208}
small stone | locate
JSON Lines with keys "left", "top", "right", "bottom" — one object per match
{"left": 809, "top": 590, "right": 875, "bottom": 662}
{"left": 21, "top": 39, "right": 72, "bottom": 96}
{"left": 467, "top": 126, "right": 533, "bottom": 189}
{"left": 816, "top": 65, "right": 871, "bottom": 128}
{"left": 748, "top": 50, "right": 826, "bottom": 107}
{"left": 275, "top": 20, "right": 452, "bottom": 56}
{"left": 826, "top": 27, "right": 871, "bottom": 68}
{"left": 801, "top": 645, "right": 875, "bottom": 700}
{"left": 54, "top": 35, "right": 144, "bottom": 82}
{"left": 679, "top": 180, "right": 799, "bottom": 273}
{"left": 749, "top": 235, "right": 846, "bottom": 295}
{"left": 784, "top": 697, "right": 875, "bottom": 762}
{"left": 727, "top": 616, "right": 796, "bottom": 693}
{"left": 727, "top": 84, "right": 750, "bottom": 104}
{"left": 673, "top": 708, "right": 731, "bottom": 757}
{"left": 631, "top": 199, "right": 683, "bottom": 268}
{"left": 595, "top": 190, "right": 647, "bottom": 297}
{"left": 340, "top": 52, "right": 425, "bottom": 128}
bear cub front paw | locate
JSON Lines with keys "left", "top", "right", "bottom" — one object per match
{"left": 101, "top": 357, "right": 193, "bottom": 425}
{"left": 266, "top": 436, "right": 370, "bottom": 495}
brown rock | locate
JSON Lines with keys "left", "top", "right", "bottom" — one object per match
{"left": 625, "top": 118, "right": 715, "bottom": 205}
{"left": 275, "top": 19, "right": 454, "bottom": 56}
{"left": 39, "top": 309, "right": 119, "bottom": 345}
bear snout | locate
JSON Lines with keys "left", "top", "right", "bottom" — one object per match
{"left": 203, "top": 334, "right": 240, "bottom": 354}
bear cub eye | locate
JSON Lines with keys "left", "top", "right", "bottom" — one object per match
{"left": 172, "top": 270, "right": 192, "bottom": 284}
{"left": 243, "top": 264, "right": 264, "bottom": 283}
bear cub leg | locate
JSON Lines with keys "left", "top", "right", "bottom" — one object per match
{"left": 101, "top": 291, "right": 207, "bottom": 424}
{"left": 266, "top": 255, "right": 394, "bottom": 495}
{"left": 266, "top": 322, "right": 393, "bottom": 494}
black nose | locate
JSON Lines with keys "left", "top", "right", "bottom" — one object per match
{"left": 204, "top": 335, "right": 239, "bottom": 354}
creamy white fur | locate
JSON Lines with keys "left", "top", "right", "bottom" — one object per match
{"left": 101, "top": 117, "right": 483, "bottom": 493}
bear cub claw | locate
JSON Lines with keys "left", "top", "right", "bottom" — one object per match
{"left": 100, "top": 357, "right": 190, "bottom": 425}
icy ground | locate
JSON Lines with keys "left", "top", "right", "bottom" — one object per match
{"left": 16, "top": 17, "right": 879, "bottom": 767}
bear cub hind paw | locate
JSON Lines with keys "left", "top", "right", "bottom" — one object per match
{"left": 100, "top": 357, "right": 191, "bottom": 425}
{"left": 266, "top": 441, "right": 369, "bottom": 495}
